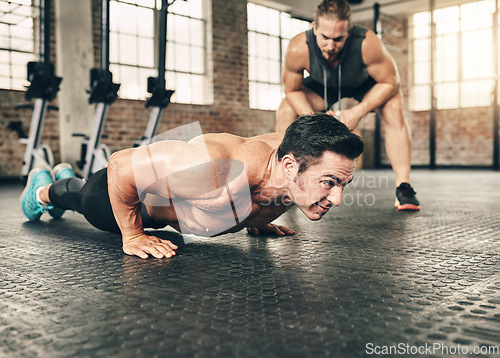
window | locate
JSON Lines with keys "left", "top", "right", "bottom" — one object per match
{"left": 247, "top": 3, "right": 310, "bottom": 110}
{"left": 410, "top": 0, "right": 495, "bottom": 110}
{"left": 110, "top": 0, "right": 209, "bottom": 104}
{"left": 0, "top": 0, "right": 35, "bottom": 90}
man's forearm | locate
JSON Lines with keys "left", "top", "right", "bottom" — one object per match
{"left": 285, "top": 91, "right": 315, "bottom": 116}
{"left": 357, "top": 82, "right": 399, "bottom": 117}
{"left": 107, "top": 152, "right": 145, "bottom": 240}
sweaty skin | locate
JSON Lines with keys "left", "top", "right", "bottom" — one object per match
{"left": 107, "top": 132, "right": 356, "bottom": 259}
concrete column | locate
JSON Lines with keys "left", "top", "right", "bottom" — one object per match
{"left": 54, "top": 0, "right": 94, "bottom": 168}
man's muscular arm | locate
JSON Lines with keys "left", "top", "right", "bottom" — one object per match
{"left": 282, "top": 33, "right": 315, "bottom": 116}
{"left": 108, "top": 148, "right": 178, "bottom": 259}
{"left": 336, "top": 30, "right": 400, "bottom": 130}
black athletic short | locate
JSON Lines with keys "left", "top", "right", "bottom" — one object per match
{"left": 49, "top": 168, "right": 165, "bottom": 234}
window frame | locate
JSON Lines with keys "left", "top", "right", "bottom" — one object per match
{"left": 109, "top": 0, "right": 210, "bottom": 104}
{"left": 0, "top": 0, "right": 36, "bottom": 91}
{"left": 247, "top": 2, "right": 310, "bottom": 111}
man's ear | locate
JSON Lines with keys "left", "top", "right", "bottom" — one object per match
{"left": 281, "top": 154, "right": 298, "bottom": 177}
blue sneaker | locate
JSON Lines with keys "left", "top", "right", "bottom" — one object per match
{"left": 48, "top": 163, "right": 76, "bottom": 219}
{"left": 20, "top": 166, "right": 54, "bottom": 221}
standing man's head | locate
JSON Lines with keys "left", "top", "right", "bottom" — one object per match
{"left": 277, "top": 113, "right": 364, "bottom": 220}
{"left": 313, "top": 0, "right": 353, "bottom": 62}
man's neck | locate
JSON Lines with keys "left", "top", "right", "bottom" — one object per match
{"left": 254, "top": 151, "right": 290, "bottom": 202}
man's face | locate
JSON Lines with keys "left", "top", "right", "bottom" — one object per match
{"left": 287, "top": 151, "right": 356, "bottom": 221}
{"left": 313, "top": 16, "right": 351, "bottom": 62}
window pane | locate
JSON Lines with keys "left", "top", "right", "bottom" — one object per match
{"left": 413, "top": 11, "right": 430, "bottom": 26}
{"left": 257, "top": 33, "right": 270, "bottom": 59}
{"left": 166, "top": 71, "right": 176, "bottom": 90}
{"left": 190, "top": 19, "right": 204, "bottom": 47}
{"left": 247, "top": 3, "right": 310, "bottom": 110}
{"left": 255, "top": 83, "right": 280, "bottom": 110}
{"left": 412, "top": 12, "right": 430, "bottom": 39}
{"left": 136, "top": 7, "right": 154, "bottom": 36}
{"left": 248, "top": 32, "right": 257, "bottom": 57}
{"left": 410, "top": 85, "right": 431, "bottom": 111}
{"left": 460, "top": 0, "right": 494, "bottom": 31}
{"left": 434, "top": 35, "right": 457, "bottom": 82}
{"left": 190, "top": 74, "right": 205, "bottom": 104}
{"left": 190, "top": 47, "right": 204, "bottom": 74}
{"left": 434, "top": 6, "right": 459, "bottom": 35}
{"left": 139, "top": 67, "right": 155, "bottom": 96}
{"left": 435, "top": 35, "right": 457, "bottom": 60}
{"left": 166, "top": 42, "right": 175, "bottom": 70}
{"left": 248, "top": 56, "right": 257, "bottom": 81}
{"left": 247, "top": 3, "right": 258, "bottom": 32}
{"left": 414, "top": 61, "right": 430, "bottom": 85}
{"left": 119, "top": 34, "right": 138, "bottom": 65}
{"left": 172, "top": 15, "right": 190, "bottom": 44}
{"left": 110, "top": 32, "right": 119, "bottom": 63}
{"left": 267, "top": 8, "right": 280, "bottom": 36}
{"left": 115, "top": 2, "right": 137, "bottom": 34}
{"left": 175, "top": 72, "right": 192, "bottom": 103}
{"left": 435, "top": 82, "right": 459, "bottom": 109}
{"left": 249, "top": 81, "right": 258, "bottom": 108}
{"left": 461, "top": 79, "right": 493, "bottom": 107}
{"left": 434, "top": 59, "right": 458, "bottom": 82}
{"left": 11, "top": 52, "right": 31, "bottom": 69}
{"left": 256, "top": 58, "right": 268, "bottom": 82}
{"left": 413, "top": 38, "right": 430, "bottom": 62}
{"left": 119, "top": 66, "right": 141, "bottom": 99}
{"left": 462, "top": 30, "right": 493, "bottom": 79}
{"left": 247, "top": 3, "right": 309, "bottom": 110}
{"left": 0, "top": 64, "right": 10, "bottom": 77}
{"left": 138, "top": 37, "right": 154, "bottom": 67}
{"left": 0, "top": 0, "right": 34, "bottom": 90}
{"left": 268, "top": 36, "right": 280, "bottom": 60}
{"left": 169, "top": 0, "right": 191, "bottom": 17}
{"left": 174, "top": 44, "right": 191, "bottom": 72}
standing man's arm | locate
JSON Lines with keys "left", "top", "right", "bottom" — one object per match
{"left": 336, "top": 30, "right": 400, "bottom": 130}
{"left": 282, "top": 33, "right": 315, "bottom": 116}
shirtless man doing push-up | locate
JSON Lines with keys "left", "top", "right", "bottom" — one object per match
{"left": 20, "top": 113, "right": 363, "bottom": 259}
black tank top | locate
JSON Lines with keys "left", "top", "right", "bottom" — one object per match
{"left": 306, "top": 25, "right": 373, "bottom": 90}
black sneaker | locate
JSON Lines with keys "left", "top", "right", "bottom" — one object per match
{"left": 395, "top": 183, "right": 420, "bottom": 211}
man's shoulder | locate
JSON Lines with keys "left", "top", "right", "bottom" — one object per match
{"left": 287, "top": 31, "right": 309, "bottom": 56}
{"left": 351, "top": 24, "right": 370, "bottom": 38}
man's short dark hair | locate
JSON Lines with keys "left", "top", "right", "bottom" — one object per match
{"left": 277, "top": 113, "right": 364, "bottom": 173}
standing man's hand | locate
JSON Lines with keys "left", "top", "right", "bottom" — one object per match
{"left": 327, "top": 106, "right": 363, "bottom": 131}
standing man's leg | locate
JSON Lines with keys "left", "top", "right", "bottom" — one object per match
{"left": 379, "top": 90, "right": 411, "bottom": 187}
{"left": 379, "top": 90, "right": 420, "bottom": 210}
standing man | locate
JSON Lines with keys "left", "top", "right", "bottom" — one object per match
{"left": 276, "top": 0, "right": 419, "bottom": 210}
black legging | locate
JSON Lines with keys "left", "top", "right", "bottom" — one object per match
{"left": 48, "top": 168, "right": 165, "bottom": 233}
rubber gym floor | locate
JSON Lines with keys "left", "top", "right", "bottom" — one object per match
{"left": 1, "top": 169, "right": 500, "bottom": 358}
